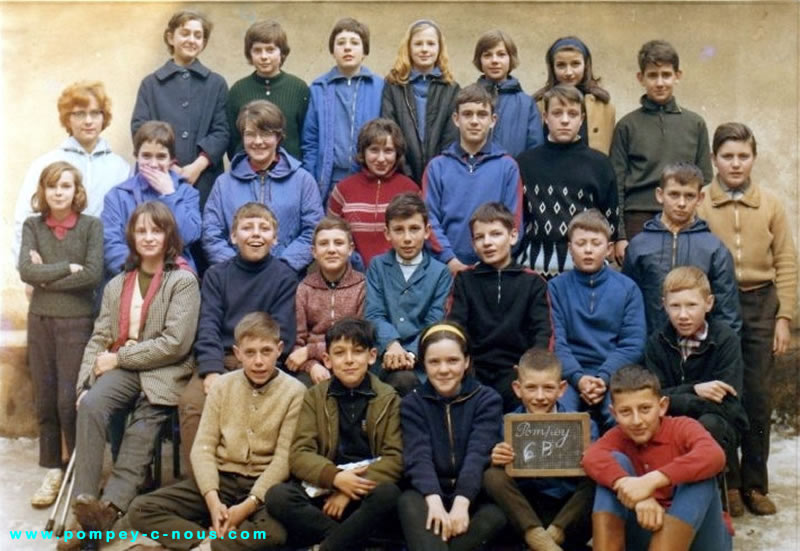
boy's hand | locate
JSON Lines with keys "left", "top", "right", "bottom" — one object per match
{"left": 322, "top": 491, "right": 351, "bottom": 519}
{"left": 694, "top": 380, "right": 736, "bottom": 403}
{"left": 203, "top": 373, "right": 221, "bottom": 395}
{"left": 425, "top": 494, "right": 451, "bottom": 541}
{"left": 93, "top": 352, "right": 118, "bottom": 377}
{"left": 180, "top": 156, "right": 210, "bottom": 186}
{"left": 614, "top": 471, "right": 669, "bottom": 508}
{"left": 578, "top": 375, "right": 606, "bottom": 405}
{"left": 139, "top": 164, "right": 176, "bottom": 195}
{"left": 774, "top": 318, "right": 791, "bottom": 356}
{"left": 634, "top": 497, "right": 664, "bottom": 531}
{"left": 204, "top": 491, "right": 229, "bottom": 534}
{"left": 383, "top": 341, "right": 413, "bottom": 370}
{"left": 447, "top": 258, "right": 469, "bottom": 276}
{"left": 448, "top": 495, "right": 471, "bottom": 538}
{"left": 221, "top": 500, "right": 255, "bottom": 536}
{"left": 309, "top": 362, "right": 331, "bottom": 384}
{"left": 333, "top": 465, "right": 376, "bottom": 500}
{"left": 491, "top": 442, "right": 514, "bottom": 466}
{"left": 613, "top": 240, "right": 629, "bottom": 265}
{"left": 286, "top": 346, "right": 309, "bottom": 371}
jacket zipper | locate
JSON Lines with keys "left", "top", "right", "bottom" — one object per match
{"left": 441, "top": 387, "right": 481, "bottom": 475}
{"left": 374, "top": 179, "right": 382, "bottom": 222}
{"left": 589, "top": 276, "right": 596, "bottom": 314}
{"left": 671, "top": 231, "right": 678, "bottom": 267}
{"left": 496, "top": 270, "right": 502, "bottom": 305}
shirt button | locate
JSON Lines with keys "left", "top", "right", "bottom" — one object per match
{"left": 182, "top": 72, "right": 190, "bottom": 79}
{"left": 181, "top": 131, "right": 189, "bottom": 139}
{"left": 182, "top": 101, "right": 189, "bottom": 108}
{"left": 399, "top": 317, "right": 405, "bottom": 322}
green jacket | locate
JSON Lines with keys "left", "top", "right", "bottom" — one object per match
{"left": 290, "top": 372, "right": 403, "bottom": 489}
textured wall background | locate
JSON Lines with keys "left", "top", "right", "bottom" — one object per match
{"left": 1, "top": 0, "right": 798, "bottom": 327}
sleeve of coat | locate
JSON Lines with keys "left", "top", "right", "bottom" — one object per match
{"left": 131, "top": 77, "right": 154, "bottom": 138}
{"left": 201, "top": 178, "right": 237, "bottom": 265}
{"left": 454, "top": 388, "right": 502, "bottom": 502}
{"left": 548, "top": 279, "right": 586, "bottom": 388}
{"left": 422, "top": 163, "right": 455, "bottom": 263}
{"left": 525, "top": 98, "right": 545, "bottom": 151}
{"left": 39, "top": 217, "right": 105, "bottom": 292}
{"left": 160, "top": 182, "right": 201, "bottom": 251}
{"left": 609, "top": 122, "right": 630, "bottom": 240}
{"left": 19, "top": 218, "right": 71, "bottom": 285}
{"left": 101, "top": 189, "right": 131, "bottom": 276}
{"left": 596, "top": 282, "right": 646, "bottom": 383}
{"left": 709, "top": 246, "right": 743, "bottom": 335}
{"left": 280, "top": 172, "right": 323, "bottom": 272}
{"left": 300, "top": 90, "right": 321, "bottom": 183}
{"left": 196, "top": 76, "right": 229, "bottom": 165}
{"left": 365, "top": 393, "right": 404, "bottom": 484}
{"left": 695, "top": 118, "right": 714, "bottom": 186}
{"left": 365, "top": 262, "right": 402, "bottom": 355}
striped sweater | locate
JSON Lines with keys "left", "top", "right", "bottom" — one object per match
{"left": 328, "top": 169, "right": 419, "bottom": 269}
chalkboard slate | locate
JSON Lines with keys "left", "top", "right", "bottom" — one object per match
{"left": 504, "top": 413, "right": 590, "bottom": 477}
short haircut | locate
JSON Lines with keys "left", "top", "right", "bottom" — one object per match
{"left": 543, "top": 84, "right": 585, "bottom": 115}
{"left": 660, "top": 162, "right": 704, "bottom": 192}
{"left": 455, "top": 83, "right": 495, "bottom": 114}
{"left": 419, "top": 321, "right": 470, "bottom": 361}
{"left": 232, "top": 202, "right": 279, "bottom": 232}
{"left": 124, "top": 201, "right": 183, "bottom": 271}
{"left": 164, "top": 10, "right": 212, "bottom": 54}
{"left": 469, "top": 202, "right": 514, "bottom": 234}
{"left": 234, "top": 312, "right": 281, "bottom": 344}
{"left": 313, "top": 215, "right": 353, "bottom": 245}
{"left": 472, "top": 29, "right": 519, "bottom": 74}
{"left": 244, "top": 20, "right": 290, "bottom": 65}
{"left": 567, "top": 209, "right": 612, "bottom": 241}
{"left": 712, "top": 122, "right": 757, "bottom": 156}
{"left": 133, "top": 121, "right": 176, "bottom": 158}
{"left": 610, "top": 364, "right": 662, "bottom": 399}
{"left": 326, "top": 317, "right": 376, "bottom": 350}
{"left": 236, "top": 100, "right": 286, "bottom": 142}
{"left": 517, "top": 347, "right": 562, "bottom": 379}
{"left": 32, "top": 161, "right": 87, "bottom": 216}
{"left": 328, "top": 17, "right": 370, "bottom": 55}
{"left": 385, "top": 192, "right": 428, "bottom": 226}
{"left": 638, "top": 39, "right": 679, "bottom": 72}
{"left": 355, "top": 118, "right": 406, "bottom": 169}
{"left": 57, "top": 81, "right": 113, "bottom": 134}
{"left": 662, "top": 265, "right": 711, "bottom": 299}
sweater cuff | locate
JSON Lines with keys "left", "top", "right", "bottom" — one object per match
{"left": 197, "top": 360, "right": 226, "bottom": 377}
{"left": 319, "top": 465, "right": 340, "bottom": 490}
{"left": 570, "top": 372, "right": 586, "bottom": 388}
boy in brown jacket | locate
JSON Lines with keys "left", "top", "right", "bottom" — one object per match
{"left": 266, "top": 318, "right": 403, "bottom": 550}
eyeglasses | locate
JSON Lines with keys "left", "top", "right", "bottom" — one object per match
{"left": 70, "top": 110, "right": 104, "bottom": 121}
{"left": 243, "top": 129, "right": 280, "bottom": 141}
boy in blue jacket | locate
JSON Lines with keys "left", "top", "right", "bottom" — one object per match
{"left": 423, "top": 84, "right": 523, "bottom": 275}
{"left": 365, "top": 193, "right": 452, "bottom": 396}
{"left": 301, "top": 17, "right": 384, "bottom": 205}
{"left": 203, "top": 99, "right": 323, "bottom": 271}
{"left": 102, "top": 121, "right": 200, "bottom": 276}
{"left": 622, "top": 162, "right": 741, "bottom": 335}
{"left": 548, "top": 209, "right": 646, "bottom": 431}
{"left": 179, "top": 202, "right": 298, "bottom": 476}
{"left": 484, "top": 348, "right": 596, "bottom": 551}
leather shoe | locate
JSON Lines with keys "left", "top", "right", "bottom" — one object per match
{"left": 743, "top": 489, "right": 777, "bottom": 515}
{"left": 73, "top": 494, "right": 121, "bottom": 532}
{"left": 726, "top": 488, "right": 745, "bottom": 517}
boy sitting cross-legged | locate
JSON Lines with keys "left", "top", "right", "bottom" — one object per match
{"left": 582, "top": 365, "right": 732, "bottom": 551}
{"left": 645, "top": 266, "right": 748, "bottom": 496}
{"left": 265, "top": 318, "right": 403, "bottom": 551}
{"left": 179, "top": 202, "right": 298, "bottom": 475}
{"left": 448, "top": 202, "right": 552, "bottom": 412}
{"left": 483, "top": 348, "right": 596, "bottom": 551}
{"left": 365, "top": 192, "right": 452, "bottom": 396}
{"left": 127, "top": 312, "right": 305, "bottom": 551}
{"left": 548, "top": 209, "right": 645, "bottom": 431}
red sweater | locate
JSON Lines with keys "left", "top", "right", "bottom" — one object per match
{"left": 581, "top": 415, "right": 724, "bottom": 506}
{"left": 293, "top": 265, "right": 366, "bottom": 372}
{"left": 328, "top": 169, "right": 419, "bottom": 268}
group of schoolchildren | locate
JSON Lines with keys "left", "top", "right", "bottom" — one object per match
{"left": 13, "top": 7, "right": 798, "bottom": 551}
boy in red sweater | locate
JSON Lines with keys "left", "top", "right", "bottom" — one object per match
{"left": 582, "top": 365, "right": 731, "bottom": 551}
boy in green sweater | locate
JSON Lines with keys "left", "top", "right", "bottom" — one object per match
{"left": 227, "top": 20, "right": 309, "bottom": 160}
{"left": 610, "top": 39, "right": 712, "bottom": 262}
{"left": 127, "top": 312, "right": 306, "bottom": 550}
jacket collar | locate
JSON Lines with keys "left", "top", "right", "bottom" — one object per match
{"left": 230, "top": 147, "right": 298, "bottom": 181}
{"left": 571, "top": 265, "right": 610, "bottom": 286}
{"left": 641, "top": 213, "right": 709, "bottom": 234}
{"left": 155, "top": 59, "right": 210, "bottom": 81}
{"left": 657, "top": 319, "right": 716, "bottom": 354}
{"left": 323, "top": 65, "right": 377, "bottom": 84}
{"left": 444, "top": 140, "right": 505, "bottom": 162}
{"left": 410, "top": 67, "right": 443, "bottom": 82}
{"left": 303, "top": 263, "right": 364, "bottom": 290}
{"left": 249, "top": 70, "right": 286, "bottom": 86}
{"left": 328, "top": 372, "right": 375, "bottom": 398}
{"left": 708, "top": 176, "right": 760, "bottom": 208}
{"left": 418, "top": 374, "right": 481, "bottom": 401}
{"left": 472, "top": 260, "right": 525, "bottom": 274}
{"left": 477, "top": 75, "right": 522, "bottom": 95}
{"left": 640, "top": 94, "right": 681, "bottom": 114}
{"left": 60, "top": 136, "right": 114, "bottom": 157}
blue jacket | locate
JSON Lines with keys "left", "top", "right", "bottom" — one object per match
{"left": 476, "top": 76, "right": 544, "bottom": 157}
{"left": 202, "top": 149, "right": 323, "bottom": 272}
{"left": 622, "top": 215, "right": 742, "bottom": 335}
{"left": 423, "top": 141, "right": 523, "bottom": 264}
{"left": 548, "top": 266, "right": 646, "bottom": 388}
{"left": 365, "top": 251, "right": 452, "bottom": 357}
{"left": 301, "top": 66, "right": 384, "bottom": 204}
{"left": 402, "top": 377, "right": 502, "bottom": 502}
{"left": 101, "top": 171, "right": 200, "bottom": 275}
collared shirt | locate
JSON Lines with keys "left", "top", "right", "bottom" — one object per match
{"left": 677, "top": 321, "right": 709, "bottom": 361}
{"left": 717, "top": 179, "right": 750, "bottom": 200}
{"left": 396, "top": 250, "right": 423, "bottom": 281}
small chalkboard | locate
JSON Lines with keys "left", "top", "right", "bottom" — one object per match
{"left": 504, "top": 413, "right": 590, "bottom": 477}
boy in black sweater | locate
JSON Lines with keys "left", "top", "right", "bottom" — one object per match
{"left": 516, "top": 84, "right": 619, "bottom": 277}
{"left": 178, "top": 202, "right": 299, "bottom": 475}
{"left": 448, "top": 202, "right": 553, "bottom": 411}
{"left": 644, "top": 266, "right": 747, "bottom": 491}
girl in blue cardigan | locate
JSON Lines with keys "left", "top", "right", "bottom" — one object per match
{"left": 399, "top": 322, "right": 506, "bottom": 550}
